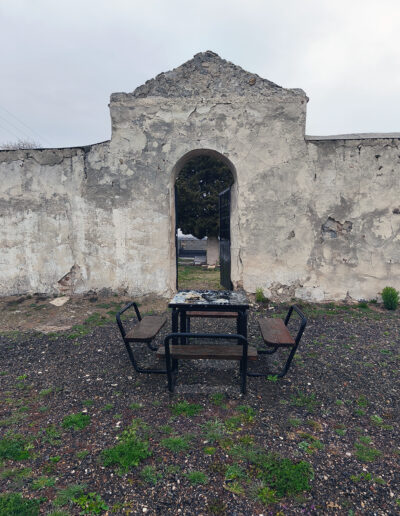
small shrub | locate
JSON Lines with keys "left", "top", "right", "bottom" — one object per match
{"left": 255, "top": 484, "right": 277, "bottom": 505}
{"left": 62, "top": 413, "right": 91, "bottom": 430}
{"left": 381, "top": 286, "right": 399, "bottom": 310}
{"left": 210, "top": 393, "right": 225, "bottom": 406}
{"left": 202, "top": 419, "right": 225, "bottom": 443}
{"left": 0, "top": 493, "right": 40, "bottom": 516}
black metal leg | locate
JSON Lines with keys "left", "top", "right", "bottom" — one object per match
{"left": 124, "top": 342, "right": 167, "bottom": 375}
{"left": 180, "top": 310, "right": 187, "bottom": 345}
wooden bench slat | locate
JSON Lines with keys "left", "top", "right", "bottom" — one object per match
{"left": 157, "top": 344, "right": 258, "bottom": 361}
{"left": 259, "top": 318, "right": 295, "bottom": 347}
{"left": 125, "top": 315, "right": 167, "bottom": 343}
{"left": 186, "top": 311, "right": 238, "bottom": 318}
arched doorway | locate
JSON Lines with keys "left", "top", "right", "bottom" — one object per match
{"left": 172, "top": 150, "right": 236, "bottom": 291}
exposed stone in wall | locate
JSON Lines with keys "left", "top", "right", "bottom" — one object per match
{"left": 321, "top": 217, "right": 352, "bottom": 239}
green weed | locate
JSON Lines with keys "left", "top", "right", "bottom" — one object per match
{"left": 72, "top": 492, "right": 109, "bottom": 515}
{"left": 0, "top": 435, "right": 31, "bottom": 460}
{"left": 140, "top": 465, "right": 162, "bottom": 485}
{"left": 54, "top": 484, "right": 87, "bottom": 507}
{"left": 185, "top": 470, "right": 208, "bottom": 485}
{"left": 160, "top": 435, "right": 191, "bottom": 453}
{"left": 62, "top": 413, "right": 91, "bottom": 430}
{"left": 0, "top": 493, "right": 40, "bottom": 515}
{"left": 171, "top": 400, "right": 202, "bottom": 417}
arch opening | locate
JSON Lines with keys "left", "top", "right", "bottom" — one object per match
{"left": 172, "top": 149, "right": 237, "bottom": 291}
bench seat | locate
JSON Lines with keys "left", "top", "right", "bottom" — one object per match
{"left": 186, "top": 310, "right": 238, "bottom": 318}
{"left": 259, "top": 318, "right": 295, "bottom": 347}
{"left": 157, "top": 344, "right": 257, "bottom": 361}
{"left": 125, "top": 315, "right": 167, "bottom": 343}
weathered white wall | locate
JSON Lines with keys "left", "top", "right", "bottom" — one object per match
{"left": 0, "top": 51, "right": 399, "bottom": 301}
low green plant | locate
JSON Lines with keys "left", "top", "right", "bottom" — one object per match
{"left": 76, "top": 449, "right": 89, "bottom": 460}
{"left": 255, "top": 288, "right": 268, "bottom": 304}
{"left": 1, "top": 467, "right": 32, "bottom": 482}
{"left": 298, "top": 433, "right": 324, "bottom": 454}
{"left": 140, "top": 465, "right": 162, "bottom": 485}
{"left": 381, "top": 286, "right": 399, "bottom": 310}
{"left": 290, "top": 390, "right": 319, "bottom": 412}
{"left": 236, "top": 405, "right": 256, "bottom": 423}
{"left": 225, "top": 463, "right": 245, "bottom": 481}
{"left": 0, "top": 492, "right": 40, "bottom": 515}
{"left": 102, "top": 403, "right": 114, "bottom": 412}
{"left": 171, "top": 400, "right": 202, "bottom": 417}
{"left": 185, "top": 470, "right": 208, "bottom": 485}
{"left": 354, "top": 438, "right": 382, "bottom": 462}
{"left": 0, "top": 435, "right": 31, "bottom": 460}
{"left": 204, "top": 446, "right": 216, "bottom": 455}
{"left": 224, "top": 480, "right": 245, "bottom": 495}
{"left": 210, "top": 393, "right": 225, "bottom": 406}
{"left": 43, "top": 425, "right": 61, "bottom": 446}
{"left": 159, "top": 424, "right": 173, "bottom": 435}
{"left": 54, "top": 484, "right": 87, "bottom": 507}
{"left": 32, "top": 475, "right": 56, "bottom": 490}
{"left": 356, "top": 395, "right": 368, "bottom": 408}
{"left": 101, "top": 419, "right": 151, "bottom": 473}
{"left": 62, "top": 413, "right": 91, "bottom": 430}
{"left": 129, "top": 402, "right": 142, "bottom": 411}
{"left": 370, "top": 414, "right": 383, "bottom": 425}
{"left": 39, "top": 388, "right": 53, "bottom": 397}
{"left": 202, "top": 419, "right": 225, "bottom": 443}
{"left": 102, "top": 437, "right": 150, "bottom": 473}
{"left": 72, "top": 492, "right": 109, "bottom": 515}
{"left": 254, "top": 483, "right": 277, "bottom": 505}
{"left": 82, "top": 399, "right": 94, "bottom": 407}
{"left": 160, "top": 435, "right": 191, "bottom": 453}
{"left": 287, "top": 417, "right": 302, "bottom": 427}
{"left": 267, "top": 374, "right": 278, "bottom": 382}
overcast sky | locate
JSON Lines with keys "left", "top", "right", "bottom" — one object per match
{"left": 1, "top": 0, "right": 399, "bottom": 148}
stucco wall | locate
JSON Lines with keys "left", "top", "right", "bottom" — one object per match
{"left": 0, "top": 51, "right": 399, "bottom": 300}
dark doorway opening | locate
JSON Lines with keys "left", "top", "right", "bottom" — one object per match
{"left": 175, "top": 154, "right": 234, "bottom": 290}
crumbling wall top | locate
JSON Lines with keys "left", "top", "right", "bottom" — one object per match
{"left": 111, "top": 51, "right": 306, "bottom": 101}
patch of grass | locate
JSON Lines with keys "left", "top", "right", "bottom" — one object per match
{"left": 39, "top": 388, "right": 53, "bottom": 397}
{"left": 185, "top": 470, "right": 208, "bottom": 485}
{"left": 350, "top": 472, "right": 385, "bottom": 484}
{"left": 202, "top": 419, "right": 226, "bottom": 443}
{"left": 0, "top": 435, "right": 31, "bottom": 460}
{"left": 210, "top": 393, "right": 225, "bottom": 406}
{"left": 1, "top": 466, "right": 32, "bottom": 481}
{"left": 54, "top": 484, "right": 87, "bottom": 507}
{"left": 253, "top": 483, "right": 278, "bottom": 505}
{"left": 204, "top": 446, "right": 217, "bottom": 455}
{"left": 140, "top": 465, "right": 162, "bottom": 485}
{"left": 290, "top": 390, "right": 319, "bottom": 412}
{"left": 32, "top": 475, "right": 56, "bottom": 490}
{"left": 287, "top": 417, "right": 302, "bottom": 428}
{"left": 225, "top": 463, "right": 246, "bottom": 481}
{"left": 177, "top": 264, "right": 222, "bottom": 290}
{"left": 43, "top": 425, "right": 61, "bottom": 446}
{"left": 62, "top": 413, "right": 91, "bottom": 431}
{"left": 266, "top": 374, "right": 279, "bottom": 382}
{"left": 159, "top": 424, "right": 173, "bottom": 435}
{"left": 82, "top": 399, "right": 94, "bottom": 407}
{"left": 354, "top": 438, "right": 382, "bottom": 462}
{"left": 76, "top": 450, "right": 89, "bottom": 460}
{"left": 236, "top": 405, "right": 256, "bottom": 423}
{"left": 171, "top": 400, "right": 202, "bottom": 417}
{"left": 102, "top": 421, "right": 151, "bottom": 473}
{"left": 0, "top": 492, "right": 40, "bottom": 515}
{"left": 356, "top": 395, "right": 369, "bottom": 408}
{"left": 370, "top": 414, "right": 383, "bottom": 426}
{"left": 72, "top": 492, "right": 109, "bottom": 515}
{"left": 129, "top": 402, "right": 143, "bottom": 411}
{"left": 298, "top": 433, "right": 324, "bottom": 454}
{"left": 161, "top": 435, "right": 191, "bottom": 453}
{"left": 102, "top": 403, "right": 114, "bottom": 412}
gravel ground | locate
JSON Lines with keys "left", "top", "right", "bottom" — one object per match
{"left": 0, "top": 300, "right": 399, "bottom": 515}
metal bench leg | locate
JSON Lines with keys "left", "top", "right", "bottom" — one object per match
{"left": 124, "top": 341, "right": 167, "bottom": 375}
